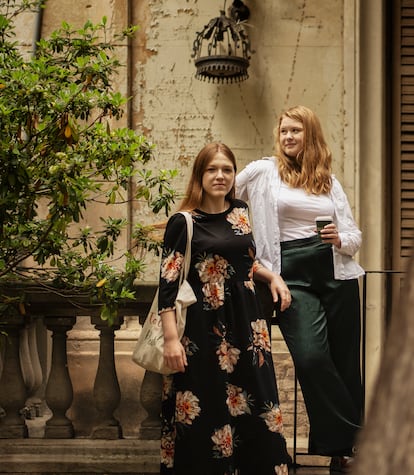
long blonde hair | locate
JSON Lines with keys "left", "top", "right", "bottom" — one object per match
{"left": 179, "top": 142, "right": 237, "bottom": 211}
{"left": 275, "top": 105, "right": 332, "bottom": 194}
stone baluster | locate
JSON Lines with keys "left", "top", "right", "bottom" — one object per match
{"left": 32, "top": 317, "right": 50, "bottom": 414}
{"left": 139, "top": 370, "right": 162, "bottom": 439}
{"left": 26, "top": 318, "right": 45, "bottom": 416}
{"left": 0, "top": 315, "right": 28, "bottom": 438}
{"left": 44, "top": 316, "right": 76, "bottom": 438}
{"left": 20, "top": 324, "right": 35, "bottom": 396}
{"left": 90, "top": 315, "right": 123, "bottom": 439}
{"left": 19, "top": 319, "right": 43, "bottom": 418}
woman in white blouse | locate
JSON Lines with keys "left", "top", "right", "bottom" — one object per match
{"left": 236, "top": 105, "right": 364, "bottom": 473}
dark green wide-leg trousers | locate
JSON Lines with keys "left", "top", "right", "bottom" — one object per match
{"left": 277, "top": 236, "right": 363, "bottom": 456}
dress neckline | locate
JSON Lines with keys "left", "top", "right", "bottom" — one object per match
{"left": 195, "top": 200, "right": 234, "bottom": 217}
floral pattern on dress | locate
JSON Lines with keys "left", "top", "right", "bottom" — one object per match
{"left": 195, "top": 254, "right": 234, "bottom": 310}
{"left": 247, "top": 318, "right": 272, "bottom": 367}
{"left": 226, "top": 207, "right": 251, "bottom": 235}
{"left": 212, "top": 424, "right": 235, "bottom": 458}
{"left": 216, "top": 339, "right": 241, "bottom": 373}
{"left": 196, "top": 253, "right": 232, "bottom": 284}
{"left": 175, "top": 390, "right": 201, "bottom": 425}
{"left": 260, "top": 402, "right": 284, "bottom": 433}
{"left": 250, "top": 319, "right": 272, "bottom": 352}
{"left": 202, "top": 281, "right": 225, "bottom": 309}
{"left": 162, "top": 376, "right": 174, "bottom": 401}
{"left": 226, "top": 383, "right": 253, "bottom": 416}
{"left": 181, "top": 335, "right": 199, "bottom": 357}
{"left": 160, "top": 430, "right": 175, "bottom": 468}
{"left": 161, "top": 250, "right": 184, "bottom": 283}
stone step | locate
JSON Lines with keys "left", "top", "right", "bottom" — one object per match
{"left": 0, "top": 439, "right": 160, "bottom": 474}
{"left": 0, "top": 437, "right": 329, "bottom": 474}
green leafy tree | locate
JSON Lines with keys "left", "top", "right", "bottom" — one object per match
{"left": 0, "top": 0, "right": 177, "bottom": 322}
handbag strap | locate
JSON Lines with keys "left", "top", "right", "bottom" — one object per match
{"left": 177, "top": 211, "right": 193, "bottom": 284}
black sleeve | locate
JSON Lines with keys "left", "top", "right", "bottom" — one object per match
{"left": 157, "top": 213, "right": 189, "bottom": 313}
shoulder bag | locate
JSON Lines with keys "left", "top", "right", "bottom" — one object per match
{"left": 132, "top": 211, "right": 196, "bottom": 375}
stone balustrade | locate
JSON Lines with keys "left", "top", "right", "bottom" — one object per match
{"left": 0, "top": 283, "right": 161, "bottom": 443}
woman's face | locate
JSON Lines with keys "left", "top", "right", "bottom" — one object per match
{"left": 201, "top": 152, "right": 235, "bottom": 201}
{"left": 279, "top": 117, "right": 304, "bottom": 158}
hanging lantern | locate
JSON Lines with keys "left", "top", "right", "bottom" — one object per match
{"left": 191, "top": 1, "right": 253, "bottom": 84}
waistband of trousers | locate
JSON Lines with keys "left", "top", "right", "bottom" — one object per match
{"left": 280, "top": 234, "right": 322, "bottom": 250}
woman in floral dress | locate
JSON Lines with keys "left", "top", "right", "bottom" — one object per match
{"left": 158, "top": 142, "right": 292, "bottom": 475}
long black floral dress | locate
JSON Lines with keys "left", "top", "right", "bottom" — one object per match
{"left": 158, "top": 199, "right": 291, "bottom": 475}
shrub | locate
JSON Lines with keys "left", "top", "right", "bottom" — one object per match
{"left": 0, "top": 0, "right": 177, "bottom": 323}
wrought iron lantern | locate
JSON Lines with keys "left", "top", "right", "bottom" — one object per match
{"left": 192, "top": 1, "right": 253, "bottom": 84}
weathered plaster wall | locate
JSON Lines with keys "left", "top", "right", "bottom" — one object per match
{"left": 133, "top": 0, "right": 350, "bottom": 191}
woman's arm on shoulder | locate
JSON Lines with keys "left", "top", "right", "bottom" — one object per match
{"left": 236, "top": 157, "right": 275, "bottom": 201}
{"left": 235, "top": 162, "right": 253, "bottom": 201}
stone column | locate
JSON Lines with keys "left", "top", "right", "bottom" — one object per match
{"left": 139, "top": 370, "right": 162, "bottom": 439}
{"left": 44, "top": 316, "right": 76, "bottom": 438}
{"left": 19, "top": 319, "right": 43, "bottom": 418}
{"left": 20, "top": 325, "right": 35, "bottom": 396}
{"left": 0, "top": 315, "right": 28, "bottom": 438}
{"left": 27, "top": 318, "right": 46, "bottom": 416}
{"left": 90, "top": 315, "right": 124, "bottom": 439}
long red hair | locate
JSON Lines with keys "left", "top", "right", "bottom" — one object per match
{"left": 275, "top": 105, "right": 332, "bottom": 194}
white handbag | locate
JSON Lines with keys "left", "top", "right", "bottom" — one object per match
{"left": 132, "top": 212, "right": 196, "bottom": 375}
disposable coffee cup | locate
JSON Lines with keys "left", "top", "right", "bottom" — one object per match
{"left": 315, "top": 215, "right": 333, "bottom": 234}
